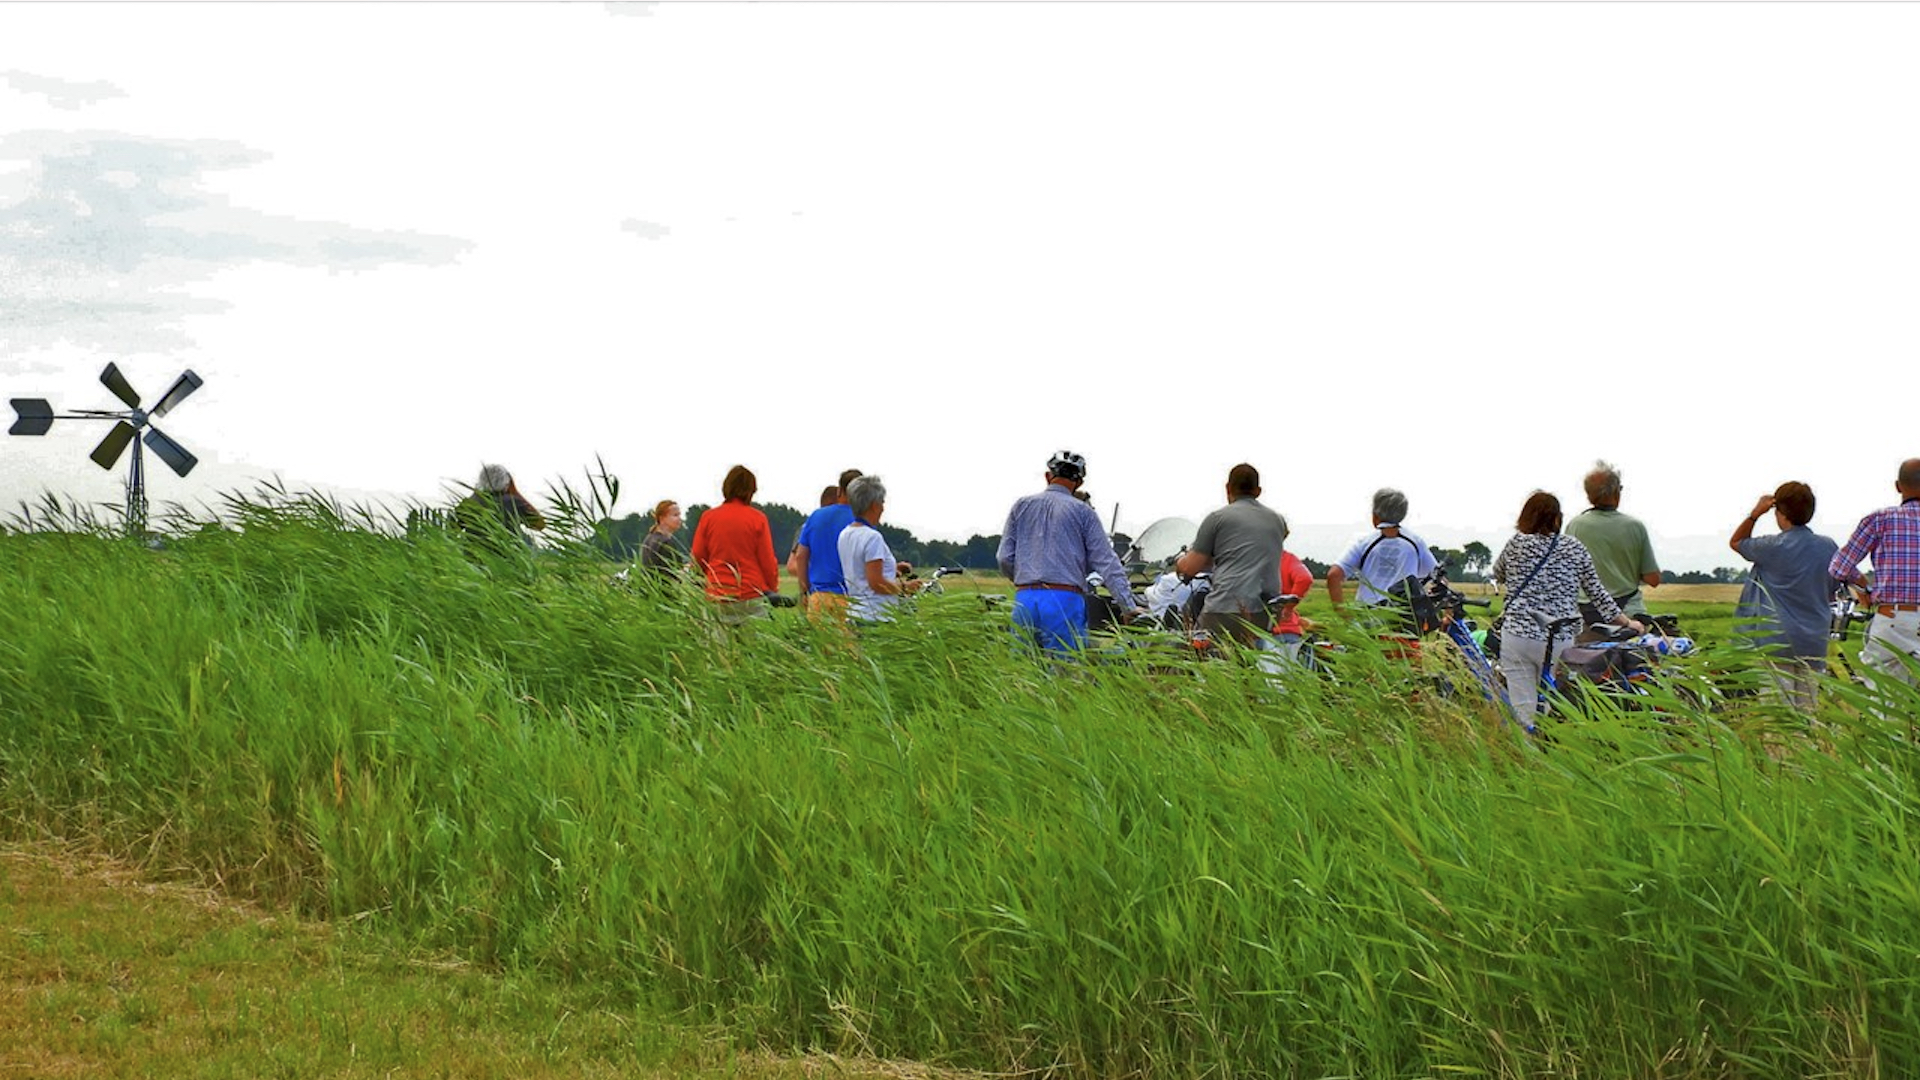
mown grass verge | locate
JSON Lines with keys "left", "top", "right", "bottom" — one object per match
{"left": 0, "top": 843, "right": 965, "bottom": 1079}
{"left": 2, "top": 492, "right": 1917, "bottom": 1078}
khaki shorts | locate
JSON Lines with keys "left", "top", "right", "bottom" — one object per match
{"left": 805, "top": 591, "right": 851, "bottom": 621}
{"left": 710, "top": 596, "right": 769, "bottom": 626}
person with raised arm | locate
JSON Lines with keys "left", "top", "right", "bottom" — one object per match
{"left": 1728, "top": 481, "right": 1838, "bottom": 708}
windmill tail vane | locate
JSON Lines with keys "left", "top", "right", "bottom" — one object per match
{"left": 9, "top": 362, "right": 205, "bottom": 536}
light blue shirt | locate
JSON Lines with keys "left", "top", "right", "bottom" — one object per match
{"left": 997, "top": 483, "right": 1137, "bottom": 608}
{"left": 1736, "top": 525, "right": 1839, "bottom": 661}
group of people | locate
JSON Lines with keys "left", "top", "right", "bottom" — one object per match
{"left": 462, "top": 451, "right": 1920, "bottom": 708}
{"left": 625, "top": 465, "right": 918, "bottom": 627}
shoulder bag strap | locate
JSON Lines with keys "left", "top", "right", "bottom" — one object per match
{"left": 1506, "top": 534, "right": 1560, "bottom": 607}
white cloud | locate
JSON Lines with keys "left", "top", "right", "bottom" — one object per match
{"left": 620, "top": 218, "right": 670, "bottom": 241}
{"left": 0, "top": 130, "right": 471, "bottom": 357}
{"left": 2, "top": 69, "right": 125, "bottom": 110}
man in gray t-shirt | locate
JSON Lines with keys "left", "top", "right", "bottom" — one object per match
{"left": 1176, "top": 463, "right": 1289, "bottom": 646}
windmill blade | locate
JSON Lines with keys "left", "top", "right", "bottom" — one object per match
{"left": 148, "top": 370, "right": 203, "bottom": 418}
{"left": 100, "top": 363, "right": 142, "bottom": 409}
{"left": 9, "top": 398, "right": 54, "bottom": 436}
{"left": 90, "top": 421, "right": 138, "bottom": 470}
{"left": 143, "top": 426, "right": 198, "bottom": 477}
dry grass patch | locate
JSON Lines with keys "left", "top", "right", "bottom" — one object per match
{"left": 0, "top": 843, "right": 982, "bottom": 1080}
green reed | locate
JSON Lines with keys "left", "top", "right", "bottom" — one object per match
{"left": 1, "top": 492, "right": 1916, "bottom": 1077}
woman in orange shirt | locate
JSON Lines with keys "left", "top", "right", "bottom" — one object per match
{"left": 689, "top": 464, "right": 780, "bottom": 624}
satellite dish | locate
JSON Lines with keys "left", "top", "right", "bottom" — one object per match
{"left": 1127, "top": 516, "right": 1199, "bottom": 566}
{"left": 10, "top": 362, "right": 205, "bottom": 536}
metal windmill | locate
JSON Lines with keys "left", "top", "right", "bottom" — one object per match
{"left": 9, "top": 363, "right": 204, "bottom": 536}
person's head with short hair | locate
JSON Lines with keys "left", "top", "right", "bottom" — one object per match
{"left": 1227, "top": 463, "right": 1261, "bottom": 500}
{"left": 838, "top": 468, "right": 863, "bottom": 492}
{"left": 1898, "top": 458, "right": 1920, "bottom": 496}
{"left": 1516, "top": 490, "right": 1563, "bottom": 536}
{"left": 476, "top": 464, "right": 513, "bottom": 493}
{"left": 721, "top": 465, "right": 757, "bottom": 502}
{"left": 847, "top": 474, "right": 886, "bottom": 520}
{"left": 1371, "top": 487, "right": 1409, "bottom": 525}
{"left": 1773, "top": 481, "right": 1815, "bottom": 527}
{"left": 817, "top": 485, "right": 839, "bottom": 508}
{"left": 1584, "top": 460, "right": 1623, "bottom": 508}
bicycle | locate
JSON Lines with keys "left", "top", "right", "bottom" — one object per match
{"left": 1826, "top": 582, "right": 1874, "bottom": 685}
{"left": 898, "top": 564, "right": 967, "bottom": 598}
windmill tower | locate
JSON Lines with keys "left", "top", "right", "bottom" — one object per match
{"left": 9, "top": 363, "right": 204, "bottom": 536}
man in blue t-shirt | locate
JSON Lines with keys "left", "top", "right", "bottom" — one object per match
{"left": 792, "top": 468, "right": 863, "bottom": 619}
{"left": 1730, "top": 481, "right": 1839, "bottom": 709}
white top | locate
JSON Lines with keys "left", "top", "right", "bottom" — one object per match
{"left": 1334, "top": 527, "right": 1438, "bottom": 606}
{"left": 837, "top": 520, "right": 900, "bottom": 622}
{"left": 1144, "top": 571, "right": 1192, "bottom": 619}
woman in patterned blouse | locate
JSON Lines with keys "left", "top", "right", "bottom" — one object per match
{"left": 1493, "top": 491, "right": 1644, "bottom": 722}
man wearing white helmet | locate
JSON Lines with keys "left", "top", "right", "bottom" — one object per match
{"left": 997, "top": 451, "right": 1140, "bottom": 653}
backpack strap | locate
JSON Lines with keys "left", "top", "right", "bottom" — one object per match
{"left": 1357, "top": 529, "right": 1420, "bottom": 590}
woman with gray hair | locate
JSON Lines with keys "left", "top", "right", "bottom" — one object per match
{"left": 836, "top": 475, "right": 918, "bottom": 623}
{"left": 454, "top": 463, "right": 546, "bottom": 551}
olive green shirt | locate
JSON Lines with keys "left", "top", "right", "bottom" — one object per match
{"left": 1563, "top": 507, "right": 1659, "bottom": 614}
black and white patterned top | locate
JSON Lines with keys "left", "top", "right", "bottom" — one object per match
{"left": 1491, "top": 532, "right": 1622, "bottom": 641}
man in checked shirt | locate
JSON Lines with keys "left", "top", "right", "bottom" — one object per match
{"left": 1830, "top": 458, "right": 1920, "bottom": 687}
{"left": 997, "top": 450, "right": 1142, "bottom": 654}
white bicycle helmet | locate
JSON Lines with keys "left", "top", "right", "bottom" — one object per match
{"left": 1047, "top": 450, "right": 1087, "bottom": 482}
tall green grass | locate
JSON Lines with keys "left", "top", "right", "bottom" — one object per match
{"left": 2, "top": 491, "right": 1916, "bottom": 1077}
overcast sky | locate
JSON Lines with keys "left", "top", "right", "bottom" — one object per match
{"left": 3, "top": 3, "right": 1916, "bottom": 569}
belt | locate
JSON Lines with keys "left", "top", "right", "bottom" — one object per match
{"left": 1018, "top": 582, "right": 1083, "bottom": 594}
{"left": 1876, "top": 603, "right": 1920, "bottom": 617}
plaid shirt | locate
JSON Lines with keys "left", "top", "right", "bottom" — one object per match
{"left": 1830, "top": 499, "right": 1920, "bottom": 604}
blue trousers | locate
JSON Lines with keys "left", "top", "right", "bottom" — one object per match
{"left": 1012, "top": 589, "right": 1088, "bottom": 654}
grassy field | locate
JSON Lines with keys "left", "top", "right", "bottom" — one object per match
{"left": 0, "top": 843, "right": 965, "bottom": 1079}
{"left": 2, "top": 494, "right": 1916, "bottom": 1078}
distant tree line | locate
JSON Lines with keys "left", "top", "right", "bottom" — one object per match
{"left": 1661, "top": 566, "right": 1746, "bottom": 585}
{"left": 587, "top": 511, "right": 1749, "bottom": 586}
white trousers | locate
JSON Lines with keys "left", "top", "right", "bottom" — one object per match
{"left": 1861, "top": 610, "right": 1920, "bottom": 688}
{"left": 1499, "top": 630, "right": 1569, "bottom": 720}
